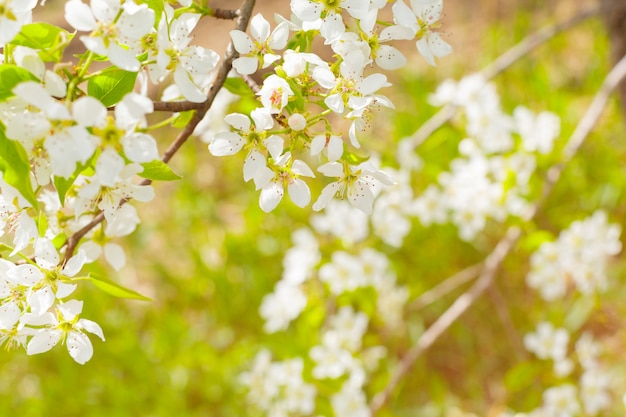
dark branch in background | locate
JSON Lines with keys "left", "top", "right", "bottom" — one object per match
{"left": 152, "top": 101, "right": 203, "bottom": 112}
{"left": 63, "top": 0, "right": 257, "bottom": 262}
{"left": 370, "top": 51, "right": 626, "bottom": 416}
{"left": 405, "top": 4, "right": 604, "bottom": 150}
{"left": 602, "top": 0, "right": 626, "bottom": 122}
{"left": 212, "top": 8, "right": 239, "bottom": 20}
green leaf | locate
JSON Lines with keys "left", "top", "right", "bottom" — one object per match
{"left": 88, "top": 67, "right": 138, "bottom": 107}
{"left": 143, "top": 0, "right": 164, "bottom": 26}
{"left": 172, "top": 110, "right": 196, "bottom": 128}
{"left": 223, "top": 77, "right": 255, "bottom": 97}
{"left": 73, "top": 273, "right": 152, "bottom": 301}
{"left": 0, "top": 125, "right": 38, "bottom": 208}
{"left": 139, "top": 160, "right": 182, "bottom": 181}
{"left": 0, "top": 64, "right": 39, "bottom": 102}
{"left": 10, "top": 23, "right": 74, "bottom": 62}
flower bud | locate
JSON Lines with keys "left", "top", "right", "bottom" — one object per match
{"left": 288, "top": 113, "right": 307, "bottom": 131}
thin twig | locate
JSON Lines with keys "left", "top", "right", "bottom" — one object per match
{"left": 408, "top": 262, "right": 483, "bottom": 311}
{"left": 63, "top": 0, "right": 257, "bottom": 262}
{"left": 369, "top": 51, "right": 626, "bottom": 415}
{"left": 405, "top": 5, "right": 604, "bottom": 150}
{"left": 370, "top": 226, "right": 522, "bottom": 414}
{"left": 152, "top": 101, "right": 203, "bottom": 112}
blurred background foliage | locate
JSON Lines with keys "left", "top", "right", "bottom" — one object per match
{"left": 4, "top": 0, "right": 626, "bottom": 416}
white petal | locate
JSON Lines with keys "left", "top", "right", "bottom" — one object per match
{"left": 264, "top": 135, "right": 284, "bottom": 160}
{"left": 310, "top": 135, "right": 326, "bottom": 156}
{"left": 269, "top": 21, "right": 290, "bottom": 49}
{"left": 232, "top": 56, "right": 259, "bottom": 75}
{"left": 108, "top": 43, "right": 141, "bottom": 72}
{"left": 66, "top": 331, "right": 93, "bottom": 364}
{"left": 96, "top": 149, "right": 125, "bottom": 187}
{"left": 250, "top": 108, "right": 274, "bottom": 130}
{"left": 62, "top": 250, "right": 86, "bottom": 277}
{"left": 27, "top": 286, "right": 55, "bottom": 316}
{"left": 44, "top": 70, "right": 67, "bottom": 98}
{"left": 250, "top": 14, "right": 270, "bottom": 42}
{"left": 122, "top": 133, "right": 160, "bottom": 163}
{"left": 292, "top": 160, "right": 315, "bottom": 177}
{"left": 243, "top": 150, "right": 266, "bottom": 182}
{"left": 327, "top": 135, "right": 344, "bottom": 161}
{"left": 77, "top": 319, "right": 105, "bottom": 341}
{"left": 417, "top": 38, "right": 435, "bottom": 66}
{"left": 376, "top": 45, "right": 406, "bottom": 70}
{"left": 348, "top": 184, "right": 374, "bottom": 214}
{"left": 320, "top": 13, "right": 345, "bottom": 45}
{"left": 208, "top": 132, "right": 244, "bottom": 156}
{"left": 428, "top": 33, "right": 453, "bottom": 58}
{"left": 73, "top": 96, "right": 107, "bottom": 127}
{"left": 229, "top": 30, "right": 254, "bottom": 54}
{"left": 288, "top": 179, "right": 310, "bottom": 207}
{"left": 259, "top": 182, "right": 284, "bottom": 212}
{"left": 35, "top": 238, "right": 60, "bottom": 270}
{"left": 312, "top": 182, "right": 340, "bottom": 211}
{"left": 56, "top": 282, "right": 77, "bottom": 299}
{"left": 174, "top": 67, "right": 206, "bottom": 103}
{"left": 224, "top": 113, "right": 251, "bottom": 131}
{"left": 27, "top": 329, "right": 62, "bottom": 355}
{"left": 324, "top": 94, "right": 344, "bottom": 113}
{"left": 65, "top": 0, "right": 97, "bottom": 31}
{"left": 104, "top": 243, "right": 126, "bottom": 271}
{"left": 317, "top": 162, "right": 344, "bottom": 177}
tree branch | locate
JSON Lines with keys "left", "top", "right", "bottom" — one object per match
{"left": 408, "top": 262, "right": 483, "bottom": 311}
{"left": 63, "top": 0, "right": 257, "bottom": 262}
{"left": 370, "top": 51, "right": 626, "bottom": 416}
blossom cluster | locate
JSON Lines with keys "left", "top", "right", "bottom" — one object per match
{"left": 205, "top": 0, "right": 452, "bottom": 214}
{"left": 500, "top": 211, "right": 623, "bottom": 417}
{"left": 411, "top": 74, "right": 561, "bottom": 240}
{"left": 0, "top": 0, "right": 452, "bottom": 366}
{"left": 526, "top": 210, "right": 622, "bottom": 300}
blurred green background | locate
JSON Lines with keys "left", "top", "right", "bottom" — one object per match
{"left": 5, "top": 1, "right": 626, "bottom": 416}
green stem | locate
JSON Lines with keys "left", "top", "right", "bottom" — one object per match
{"left": 67, "top": 50, "right": 95, "bottom": 100}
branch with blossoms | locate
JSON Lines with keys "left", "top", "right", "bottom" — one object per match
{"left": 0, "top": 0, "right": 452, "bottom": 366}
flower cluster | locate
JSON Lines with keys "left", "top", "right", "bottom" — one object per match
{"left": 527, "top": 211, "right": 622, "bottom": 300}
{"left": 205, "top": 1, "right": 451, "bottom": 215}
{"left": 410, "top": 74, "right": 561, "bottom": 240}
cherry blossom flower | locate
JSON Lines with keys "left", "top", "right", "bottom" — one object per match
{"left": 257, "top": 75, "right": 294, "bottom": 114}
{"left": 291, "top": 0, "right": 369, "bottom": 44}
{"left": 253, "top": 136, "right": 315, "bottom": 212}
{"left": 208, "top": 108, "right": 273, "bottom": 157}
{"left": 24, "top": 299, "right": 104, "bottom": 364}
{"left": 0, "top": 0, "right": 37, "bottom": 44}
{"left": 524, "top": 321, "right": 569, "bottom": 361}
{"left": 149, "top": 10, "right": 220, "bottom": 102}
{"left": 312, "top": 161, "right": 395, "bottom": 214}
{"left": 65, "top": 0, "right": 155, "bottom": 71}
{"left": 392, "top": 0, "right": 452, "bottom": 66}
{"left": 230, "top": 13, "right": 289, "bottom": 75}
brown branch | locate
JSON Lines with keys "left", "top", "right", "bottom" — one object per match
{"left": 63, "top": 0, "right": 257, "bottom": 262}
{"left": 408, "top": 262, "right": 483, "bottom": 311}
{"left": 369, "top": 226, "right": 522, "bottom": 414}
{"left": 404, "top": 5, "right": 604, "bottom": 151}
{"left": 212, "top": 8, "right": 239, "bottom": 20}
{"left": 369, "top": 51, "right": 626, "bottom": 416}
{"left": 152, "top": 101, "right": 203, "bottom": 112}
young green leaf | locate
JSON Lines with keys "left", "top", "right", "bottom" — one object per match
{"left": 223, "top": 77, "right": 255, "bottom": 97}
{"left": 0, "top": 64, "right": 39, "bottom": 102}
{"left": 139, "top": 160, "right": 182, "bottom": 181}
{"left": 88, "top": 67, "right": 138, "bottom": 107}
{"left": 73, "top": 274, "right": 152, "bottom": 301}
{"left": 10, "top": 23, "right": 74, "bottom": 62}
{"left": 0, "top": 125, "right": 38, "bottom": 208}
